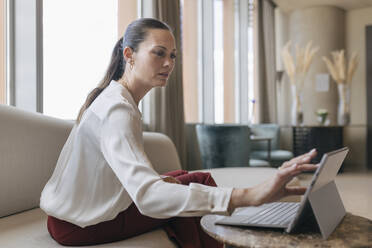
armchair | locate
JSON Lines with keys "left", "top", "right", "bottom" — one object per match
{"left": 250, "top": 123, "right": 293, "bottom": 167}
{"left": 195, "top": 124, "right": 270, "bottom": 169}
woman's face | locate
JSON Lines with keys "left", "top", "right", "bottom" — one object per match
{"left": 131, "top": 29, "right": 176, "bottom": 88}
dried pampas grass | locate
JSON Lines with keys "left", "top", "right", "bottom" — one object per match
{"left": 281, "top": 40, "right": 319, "bottom": 86}
{"left": 322, "top": 50, "right": 359, "bottom": 85}
{"left": 347, "top": 52, "right": 359, "bottom": 84}
{"left": 281, "top": 41, "right": 296, "bottom": 83}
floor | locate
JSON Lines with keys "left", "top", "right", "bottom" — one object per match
{"left": 298, "top": 171, "right": 372, "bottom": 220}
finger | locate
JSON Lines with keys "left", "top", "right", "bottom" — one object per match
{"left": 297, "top": 163, "right": 319, "bottom": 172}
{"left": 279, "top": 160, "right": 293, "bottom": 169}
{"left": 285, "top": 186, "right": 307, "bottom": 195}
{"left": 276, "top": 163, "right": 301, "bottom": 185}
{"left": 284, "top": 163, "right": 319, "bottom": 176}
{"left": 280, "top": 150, "right": 316, "bottom": 169}
{"left": 307, "top": 148, "right": 317, "bottom": 159}
{"left": 286, "top": 155, "right": 312, "bottom": 168}
{"left": 290, "top": 165, "right": 319, "bottom": 181}
{"left": 291, "top": 153, "right": 309, "bottom": 163}
{"left": 290, "top": 148, "right": 317, "bottom": 165}
{"left": 279, "top": 163, "right": 300, "bottom": 176}
{"left": 278, "top": 163, "right": 317, "bottom": 183}
{"left": 280, "top": 158, "right": 304, "bottom": 169}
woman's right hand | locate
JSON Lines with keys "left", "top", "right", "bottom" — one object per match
{"left": 228, "top": 149, "right": 318, "bottom": 213}
{"left": 161, "top": 175, "right": 182, "bottom": 184}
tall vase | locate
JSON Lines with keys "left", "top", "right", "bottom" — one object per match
{"left": 291, "top": 84, "right": 304, "bottom": 126}
{"left": 337, "top": 84, "right": 351, "bottom": 126}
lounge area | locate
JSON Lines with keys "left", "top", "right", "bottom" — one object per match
{"left": 0, "top": 104, "right": 300, "bottom": 247}
{"left": 0, "top": 0, "right": 371, "bottom": 247}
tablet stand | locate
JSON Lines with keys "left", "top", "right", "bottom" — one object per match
{"left": 308, "top": 180, "right": 346, "bottom": 239}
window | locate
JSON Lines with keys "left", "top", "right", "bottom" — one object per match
{"left": 247, "top": 0, "right": 255, "bottom": 122}
{"left": 0, "top": 0, "right": 5, "bottom": 104}
{"left": 182, "top": 0, "right": 255, "bottom": 124}
{"left": 43, "top": 0, "right": 118, "bottom": 119}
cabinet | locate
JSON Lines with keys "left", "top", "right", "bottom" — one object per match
{"left": 292, "top": 126, "right": 343, "bottom": 165}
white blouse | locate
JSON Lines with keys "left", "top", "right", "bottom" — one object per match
{"left": 40, "top": 80, "right": 233, "bottom": 228}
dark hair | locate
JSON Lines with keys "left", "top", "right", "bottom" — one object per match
{"left": 76, "top": 18, "right": 171, "bottom": 123}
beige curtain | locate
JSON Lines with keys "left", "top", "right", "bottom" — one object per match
{"left": 146, "top": 0, "right": 187, "bottom": 168}
{"left": 255, "top": 0, "right": 277, "bottom": 123}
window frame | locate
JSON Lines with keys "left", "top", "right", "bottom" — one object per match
{"left": 6, "top": 0, "right": 43, "bottom": 112}
{"left": 192, "top": 0, "right": 254, "bottom": 124}
{"left": 0, "top": 0, "right": 6, "bottom": 104}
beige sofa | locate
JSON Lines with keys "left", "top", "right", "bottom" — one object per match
{"left": 0, "top": 104, "right": 298, "bottom": 247}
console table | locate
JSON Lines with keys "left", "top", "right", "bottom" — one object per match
{"left": 292, "top": 126, "right": 343, "bottom": 164}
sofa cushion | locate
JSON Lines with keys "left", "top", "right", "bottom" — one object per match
{"left": 0, "top": 208, "right": 177, "bottom": 248}
{"left": 249, "top": 159, "right": 270, "bottom": 167}
{"left": 251, "top": 150, "right": 294, "bottom": 162}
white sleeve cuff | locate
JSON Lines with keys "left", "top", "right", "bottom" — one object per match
{"left": 189, "top": 183, "right": 233, "bottom": 216}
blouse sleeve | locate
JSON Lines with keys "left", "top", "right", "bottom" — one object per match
{"left": 100, "top": 102, "right": 233, "bottom": 218}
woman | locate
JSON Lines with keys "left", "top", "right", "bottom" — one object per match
{"left": 40, "top": 18, "right": 318, "bottom": 247}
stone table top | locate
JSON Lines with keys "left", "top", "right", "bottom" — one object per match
{"left": 200, "top": 213, "right": 372, "bottom": 248}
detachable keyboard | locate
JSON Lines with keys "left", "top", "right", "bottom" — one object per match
{"left": 241, "top": 202, "right": 299, "bottom": 226}
{"left": 217, "top": 202, "right": 301, "bottom": 228}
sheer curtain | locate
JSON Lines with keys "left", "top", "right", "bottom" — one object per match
{"left": 143, "top": 0, "right": 187, "bottom": 168}
{"left": 255, "top": 0, "right": 277, "bottom": 123}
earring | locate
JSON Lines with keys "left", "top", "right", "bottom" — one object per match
{"left": 130, "top": 60, "right": 134, "bottom": 70}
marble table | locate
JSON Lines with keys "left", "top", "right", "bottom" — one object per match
{"left": 201, "top": 213, "right": 372, "bottom": 248}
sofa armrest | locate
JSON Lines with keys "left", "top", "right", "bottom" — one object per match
{"left": 143, "top": 132, "right": 182, "bottom": 174}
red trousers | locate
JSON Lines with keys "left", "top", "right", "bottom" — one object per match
{"left": 47, "top": 170, "right": 223, "bottom": 247}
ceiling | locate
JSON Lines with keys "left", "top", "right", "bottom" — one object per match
{"left": 273, "top": 0, "right": 372, "bottom": 12}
